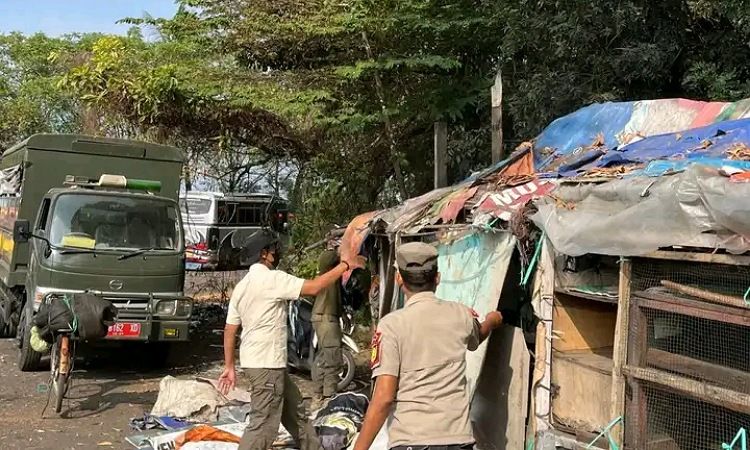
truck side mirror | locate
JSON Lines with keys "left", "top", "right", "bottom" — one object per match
{"left": 13, "top": 219, "right": 30, "bottom": 243}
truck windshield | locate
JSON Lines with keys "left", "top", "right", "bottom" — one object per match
{"left": 49, "top": 194, "right": 181, "bottom": 252}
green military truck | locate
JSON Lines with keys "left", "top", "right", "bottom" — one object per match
{"left": 0, "top": 134, "right": 192, "bottom": 371}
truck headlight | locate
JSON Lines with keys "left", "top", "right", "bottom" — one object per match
{"left": 156, "top": 299, "right": 192, "bottom": 317}
{"left": 176, "top": 299, "right": 192, "bottom": 316}
{"left": 156, "top": 300, "right": 176, "bottom": 315}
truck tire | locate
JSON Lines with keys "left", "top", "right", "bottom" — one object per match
{"left": 17, "top": 307, "right": 43, "bottom": 372}
{"left": 0, "top": 304, "right": 8, "bottom": 337}
{"left": 0, "top": 295, "right": 18, "bottom": 338}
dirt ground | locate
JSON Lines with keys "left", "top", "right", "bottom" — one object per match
{"left": 0, "top": 318, "right": 372, "bottom": 450}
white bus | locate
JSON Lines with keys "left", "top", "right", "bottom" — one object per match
{"left": 180, "top": 192, "right": 290, "bottom": 271}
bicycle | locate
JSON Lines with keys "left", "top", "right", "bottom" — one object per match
{"left": 49, "top": 327, "right": 75, "bottom": 414}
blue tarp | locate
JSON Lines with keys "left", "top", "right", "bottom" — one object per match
{"left": 536, "top": 118, "right": 750, "bottom": 178}
{"left": 534, "top": 102, "right": 635, "bottom": 168}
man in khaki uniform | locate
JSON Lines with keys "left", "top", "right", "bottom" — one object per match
{"left": 353, "top": 242, "right": 504, "bottom": 450}
{"left": 219, "top": 241, "right": 364, "bottom": 450}
{"left": 311, "top": 249, "right": 344, "bottom": 401}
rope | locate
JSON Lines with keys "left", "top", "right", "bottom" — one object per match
{"left": 744, "top": 287, "right": 750, "bottom": 306}
{"left": 723, "top": 428, "right": 748, "bottom": 450}
{"left": 62, "top": 294, "right": 78, "bottom": 334}
{"left": 585, "top": 416, "right": 622, "bottom": 450}
{"left": 521, "top": 232, "right": 545, "bottom": 286}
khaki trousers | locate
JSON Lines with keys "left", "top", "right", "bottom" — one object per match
{"left": 239, "top": 368, "right": 321, "bottom": 450}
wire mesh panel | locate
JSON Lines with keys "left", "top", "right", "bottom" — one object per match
{"left": 625, "top": 255, "right": 750, "bottom": 450}
{"left": 642, "top": 383, "right": 750, "bottom": 450}
{"left": 631, "top": 257, "right": 750, "bottom": 304}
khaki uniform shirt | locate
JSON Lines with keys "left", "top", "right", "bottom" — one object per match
{"left": 226, "top": 263, "right": 305, "bottom": 368}
{"left": 371, "top": 292, "right": 481, "bottom": 447}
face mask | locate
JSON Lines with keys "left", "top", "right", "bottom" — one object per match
{"left": 269, "top": 250, "right": 281, "bottom": 269}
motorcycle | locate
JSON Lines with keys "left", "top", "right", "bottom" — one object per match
{"left": 287, "top": 298, "right": 359, "bottom": 392}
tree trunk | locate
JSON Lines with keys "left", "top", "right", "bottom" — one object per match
{"left": 361, "top": 31, "right": 409, "bottom": 201}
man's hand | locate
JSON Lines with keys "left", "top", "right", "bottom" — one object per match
{"left": 475, "top": 310, "right": 504, "bottom": 347}
{"left": 346, "top": 255, "right": 367, "bottom": 270}
{"left": 486, "top": 311, "right": 504, "bottom": 329}
{"left": 218, "top": 366, "right": 236, "bottom": 396}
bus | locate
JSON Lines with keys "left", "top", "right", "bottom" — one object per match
{"left": 180, "top": 192, "right": 290, "bottom": 271}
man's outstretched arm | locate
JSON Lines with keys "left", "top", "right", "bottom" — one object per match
{"left": 353, "top": 375, "right": 398, "bottom": 450}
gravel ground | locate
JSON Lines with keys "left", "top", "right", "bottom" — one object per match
{"left": 0, "top": 312, "right": 371, "bottom": 450}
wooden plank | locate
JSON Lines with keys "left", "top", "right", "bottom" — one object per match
{"left": 551, "top": 350, "right": 613, "bottom": 433}
{"left": 646, "top": 348, "right": 750, "bottom": 394}
{"left": 554, "top": 288, "right": 618, "bottom": 304}
{"left": 552, "top": 294, "right": 617, "bottom": 352}
{"left": 433, "top": 121, "right": 448, "bottom": 189}
{"left": 633, "top": 293, "right": 750, "bottom": 328}
{"left": 623, "top": 365, "right": 750, "bottom": 415}
{"left": 491, "top": 70, "right": 503, "bottom": 164}
{"left": 644, "top": 250, "right": 750, "bottom": 266}
{"left": 626, "top": 301, "right": 648, "bottom": 449}
{"left": 472, "top": 326, "right": 530, "bottom": 450}
{"left": 660, "top": 279, "right": 748, "bottom": 309}
{"left": 610, "top": 258, "right": 631, "bottom": 447}
{"left": 531, "top": 238, "right": 555, "bottom": 439}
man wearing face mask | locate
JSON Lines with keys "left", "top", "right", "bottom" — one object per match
{"left": 219, "top": 238, "right": 365, "bottom": 450}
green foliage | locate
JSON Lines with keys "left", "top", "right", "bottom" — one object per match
{"left": 3, "top": 0, "right": 750, "bottom": 270}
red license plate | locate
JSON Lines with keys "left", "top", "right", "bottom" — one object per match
{"left": 107, "top": 322, "right": 142, "bottom": 337}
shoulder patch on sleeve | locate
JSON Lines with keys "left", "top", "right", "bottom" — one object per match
{"left": 370, "top": 330, "right": 382, "bottom": 370}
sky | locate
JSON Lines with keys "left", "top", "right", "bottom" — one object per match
{"left": 0, "top": 0, "right": 178, "bottom": 36}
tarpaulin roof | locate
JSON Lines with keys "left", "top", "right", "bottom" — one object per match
{"left": 535, "top": 98, "right": 750, "bottom": 178}
{"left": 534, "top": 98, "right": 750, "bottom": 167}
{"left": 358, "top": 96, "right": 750, "bottom": 256}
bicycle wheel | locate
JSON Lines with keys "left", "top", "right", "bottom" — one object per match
{"left": 51, "top": 336, "right": 71, "bottom": 414}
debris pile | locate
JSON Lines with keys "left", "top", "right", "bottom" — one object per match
{"left": 127, "top": 377, "right": 371, "bottom": 450}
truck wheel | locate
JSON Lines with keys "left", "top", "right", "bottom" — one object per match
{"left": 0, "top": 298, "right": 18, "bottom": 338}
{"left": 0, "top": 304, "right": 8, "bottom": 337}
{"left": 17, "top": 308, "right": 43, "bottom": 372}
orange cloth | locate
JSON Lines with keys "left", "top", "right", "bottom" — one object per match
{"left": 500, "top": 149, "right": 535, "bottom": 177}
{"left": 339, "top": 211, "right": 376, "bottom": 284}
{"left": 175, "top": 425, "right": 241, "bottom": 449}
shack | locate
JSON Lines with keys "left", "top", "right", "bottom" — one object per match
{"left": 343, "top": 97, "right": 750, "bottom": 450}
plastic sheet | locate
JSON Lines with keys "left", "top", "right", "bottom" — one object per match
{"left": 0, "top": 165, "right": 22, "bottom": 195}
{"left": 531, "top": 166, "right": 750, "bottom": 256}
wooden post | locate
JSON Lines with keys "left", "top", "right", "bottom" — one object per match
{"left": 626, "top": 296, "right": 649, "bottom": 449}
{"left": 530, "top": 238, "right": 554, "bottom": 443}
{"left": 491, "top": 70, "right": 503, "bottom": 164}
{"left": 610, "top": 258, "right": 631, "bottom": 447}
{"left": 434, "top": 121, "right": 448, "bottom": 189}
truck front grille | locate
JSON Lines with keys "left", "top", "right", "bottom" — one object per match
{"left": 106, "top": 297, "right": 150, "bottom": 319}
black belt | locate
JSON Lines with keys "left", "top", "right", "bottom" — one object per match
{"left": 391, "top": 444, "right": 474, "bottom": 450}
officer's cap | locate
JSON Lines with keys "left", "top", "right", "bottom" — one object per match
{"left": 396, "top": 242, "right": 438, "bottom": 273}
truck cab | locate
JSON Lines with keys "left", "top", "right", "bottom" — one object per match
{"left": 0, "top": 135, "right": 191, "bottom": 371}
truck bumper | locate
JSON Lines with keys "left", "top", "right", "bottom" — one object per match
{"left": 104, "top": 319, "right": 190, "bottom": 343}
